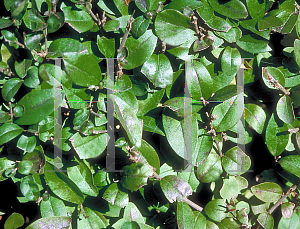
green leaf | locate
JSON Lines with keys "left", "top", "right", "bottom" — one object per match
{"left": 1, "top": 43, "right": 12, "bottom": 63}
{"left": 294, "top": 39, "right": 300, "bottom": 68}
{"left": 251, "top": 182, "right": 282, "bottom": 202}
{"left": 1, "top": 29, "right": 20, "bottom": 49}
{"left": 23, "top": 9, "right": 45, "bottom": 31}
{"left": 211, "top": 88, "right": 244, "bottom": 132}
{"left": 0, "top": 17, "right": 13, "bottom": 29}
{"left": 162, "top": 112, "right": 198, "bottom": 160}
{"left": 97, "top": 35, "right": 115, "bottom": 58}
{"left": 222, "top": 146, "right": 251, "bottom": 176}
{"left": 25, "top": 216, "right": 71, "bottom": 229}
{"left": 236, "top": 35, "right": 272, "bottom": 54}
{"left": 21, "top": 66, "right": 39, "bottom": 89}
{"left": 167, "top": 37, "right": 198, "bottom": 61}
{"left": 278, "top": 212, "right": 300, "bottom": 229}
{"left": 0, "top": 110, "right": 10, "bottom": 123}
{"left": 70, "top": 132, "right": 108, "bottom": 159}
{"left": 18, "top": 161, "right": 33, "bottom": 175}
{"left": 135, "top": 0, "right": 150, "bottom": 13}
{"left": 276, "top": 95, "right": 295, "bottom": 124}
{"left": 121, "top": 162, "right": 153, "bottom": 192}
{"left": 186, "top": 60, "right": 213, "bottom": 100}
{"left": 258, "top": 16, "right": 284, "bottom": 31}
{"left": 44, "top": 162, "right": 84, "bottom": 204}
{"left": 123, "top": 202, "right": 145, "bottom": 224}
{"left": 154, "top": 9, "right": 195, "bottom": 46}
{"left": 204, "top": 199, "right": 228, "bottom": 222}
{"left": 63, "top": 54, "right": 102, "bottom": 87}
{"left": 137, "top": 139, "right": 160, "bottom": 173}
{"left": 245, "top": 103, "right": 266, "bottom": 134}
{"left": 257, "top": 212, "right": 274, "bottom": 229}
{"left": 22, "top": 145, "right": 46, "bottom": 174}
{"left": 281, "top": 202, "right": 295, "bottom": 219}
{"left": 77, "top": 207, "right": 109, "bottom": 228}
{"left": 103, "top": 183, "right": 129, "bottom": 208}
{"left": 279, "top": 155, "right": 300, "bottom": 178}
{"left": 131, "top": 16, "right": 150, "bottom": 38}
{"left": 160, "top": 175, "right": 192, "bottom": 203}
{"left": 1, "top": 78, "right": 23, "bottom": 101}
{"left": 208, "top": 0, "right": 248, "bottom": 19}
{"left": 192, "top": 37, "right": 214, "bottom": 52}
{"left": 120, "top": 221, "right": 141, "bottom": 229}
{"left": 217, "top": 218, "right": 240, "bottom": 229}
{"left": 4, "top": 213, "right": 24, "bottom": 229}
{"left": 221, "top": 47, "right": 241, "bottom": 78}
{"left": 197, "top": 0, "right": 231, "bottom": 32}
{"left": 15, "top": 59, "right": 32, "bottom": 79}
{"left": 177, "top": 202, "right": 195, "bottom": 229}
{"left": 220, "top": 176, "right": 240, "bottom": 200}
{"left": 136, "top": 88, "right": 165, "bottom": 116}
{"left": 110, "top": 94, "right": 142, "bottom": 147}
{"left": 20, "top": 175, "right": 40, "bottom": 201}
{"left": 246, "top": 0, "right": 265, "bottom": 19}
{"left": 0, "top": 123, "right": 23, "bottom": 146}
{"left": 265, "top": 113, "right": 289, "bottom": 156}
{"left": 14, "top": 89, "right": 55, "bottom": 125}
{"left": 165, "top": 0, "right": 203, "bottom": 11}
{"left": 40, "top": 195, "right": 68, "bottom": 217}
{"left": 215, "top": 27, "right": 242, "bottom": 43}
{"left": 62, "top": 6, "right": 94, "bottom": 33}
{"left": 103, "top": 19, "right": 120, "bottom": 32}
{"left": 141, "top": 53, "right": 173, "bottom": 88}
{"left": 123, "top": 30, "right": 157, "bottom": 69}
{"left": 67, "top": 160, "right": 98, "bottom": 197}
{"left": 196, "top": 150, "right": 223, "bottom": 183}
{"left": 262, "top": 67, "right": 285, "bottom": 90}
{"left": 48, "top": 38, "right": 88, "bottom": 58}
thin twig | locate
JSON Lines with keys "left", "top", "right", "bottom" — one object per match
{"left": 90, "top": 110, "right": 102, "bottom": 118}
{"left": 156, "top": 1, "right": 163, "bottom": 14}
{"left": 85, "top": 3, "right": 102, "bottom": 30}
{"left": 8, "top": 102, "right": 13, "bottom": 122}
{"left": 268, "top": 179, "right": 300, "bottom": 214}
{"left": 182, "top": 197, "right": 203, "bottom": 212}
{"left": 117, "top": 10, "right": 135, "bottom": 54}
{"left": 214, "top": 139, "right": 223, "bottom": 157}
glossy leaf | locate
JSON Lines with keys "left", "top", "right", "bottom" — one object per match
{"left": 204, "top": 199, "right": 228, "bottom": 222}
{"left": 265, "top": 113, "right": 289, "bottom": 156}
{"left": 236, "top": 35, "right": 272, "bottom": 54}
{"left": 121, "top": 162, "right": 154, "bottom": 192}
{"left": 186, "top": 60, "right": 213, "bottom": 100}
{"left": 276, "top": 95, "right": 295, "bottom": 124}
{"left": 245, "top": 103, "right": 267, "bottom": 134}
{"left": 15, "top": 59, "right": 32, "bottom": 78}
{"left": 251, "top": 182, "right": 282, "bottom": 203}
{"left": 48, "top": 38, "right": 88, "bottom": 58}
{"left": 103, "top": 183, "right": 129, "bottom": 208}
{"left": 67, "top": 160, "right": 98, "bottom": 197}
{"left": 70, "top": 132, "right": 108, "bottom": 159}
{"left": 77, "top": 207, "right": 109, "bottom": 228}
{"left": 1, "top": 78, "right": 23, "bottom": 101}
{"left": 25, "top": 216, "right": 71, "bottom": 229}
{"left": 197, "top": 0, "right": 231, "bottom": 32}
{"left": 131, "top": 16, "right": 150, "bottom": 38}
{"left": 222, "top": 146, "right": 251, "bottom": 176}
{"left": 110, "top": 94, "right": 142, "bottom": 148}
{"left": 123, "top": 30, "right": 157, "bottom": 70}
{"left": 97, "top": 35, "right": 115, "bottom": 58}
{"left": 262, "top": 67, "right": 285, "bottom": 90}
{"left": 208, "top": 0, "right": 248, "bottom": 19}
{"left": 18, "top": 161, "right": 33, "bottom": 175}
{"left": 196, "top": 150, "right": 223, "bottom": 183}
{"left": 20, "top": 175, "right": 40, "bottom": 201}
{"left": 44, "top": 162, "right": 84, "bottom": 205}
{"left": 63, "top": 54, "right": 102, "bottom": 87}
{"left": 0, "top": 17, "right": 14, "bottom": 29}
{"left": 141, "top": 53, "right": 173, "bottom": 88}
{"left": 14, "top": 89, "right": 55, "bottom": 125}
{"left": 246, "top": 0, "right": 265, "bottom": 20}
{"left": 279, "top": 155, "right": 300, "bottom": 178}
{"left": 221, "top": 46, "right": 241, "bottom": 78}
{"left": 211, "top": 88, "right": 244, "bottom": 132}
{"left": 0, "top": 123, "right": 23, "bottom": 146}
{"left": 155, "top": 9, "right": 195, "bottom": 46}
{"left": 40, "top": 195, "right": 68, "bottom": 217}
{"left": 62, "top": 6, "right": 94, "bottom": 33}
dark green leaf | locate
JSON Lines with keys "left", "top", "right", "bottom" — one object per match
{"left": 103, "top": 183, "right": 129, "bottom": 208}
{"left": 236, "top": 35, "right": 272, "bottom": 54}
{"left": 155, "top": 9, "right": 195, "bottom": 46}
{"left": 1, "top": 78, "right": 23, "bottom": 101}
{"left": 0, "top": 17, "right": 13, "bottom": 29}
{"left": 208, "top": 0, "right": 248, "bottom": 19}
{"left": 44, "top": 162, "right": 84, "bottom": 204}
{"left": 20, "top": 175, "right": 40, "bottom": 201}
{"left": 0, "top": 123, "right": 23, "bottom": 146}
{"left": 279, "top": 155, "right": 300, "bottom": 178}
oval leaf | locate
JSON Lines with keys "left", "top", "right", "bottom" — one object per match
{"left": 251, "top": 182, "right": 282, "bottom": 203}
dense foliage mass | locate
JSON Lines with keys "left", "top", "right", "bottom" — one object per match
{"left": 0, "top": 0, "right": 300, "bottom": 228}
